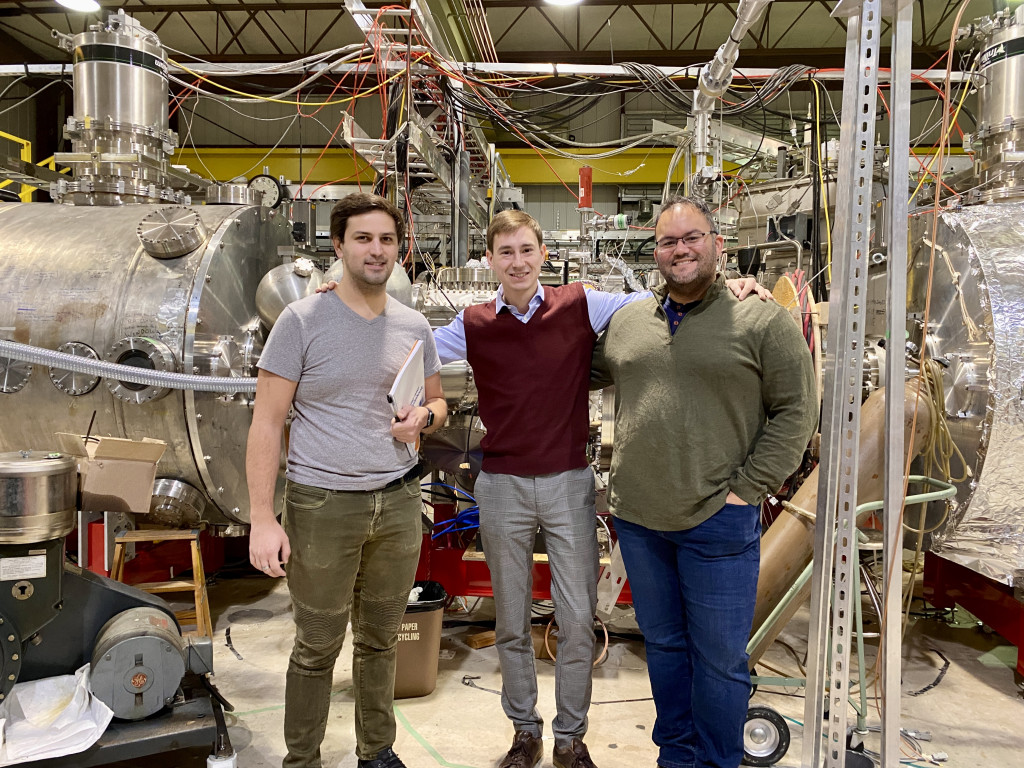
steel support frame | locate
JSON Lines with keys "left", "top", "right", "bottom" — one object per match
{"left": 802, "top": 1, "right": 883, "bottom": 766}
{"left": 881, "top": 2, "right": 913, "bottom": 765}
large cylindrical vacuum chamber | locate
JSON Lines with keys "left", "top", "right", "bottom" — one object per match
{"left": 0, "top": 202, "right": 292, "bottom": 526}
{"left": 908, "top": 200, "right": 1024, "bottom": 584}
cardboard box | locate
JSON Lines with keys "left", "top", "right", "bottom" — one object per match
{"left": 56, "top": 433, "right": 167, "bottom": 515}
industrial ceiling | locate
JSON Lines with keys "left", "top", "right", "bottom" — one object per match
{"left": 0, "top": 1, "right": 982, "bottom": 70}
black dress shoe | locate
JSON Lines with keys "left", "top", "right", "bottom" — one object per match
{"left": 553, "top": 739, "right": 597, "bottom": 768}
{"left": 499, "top": 731, "right": 543, "bottom": 768}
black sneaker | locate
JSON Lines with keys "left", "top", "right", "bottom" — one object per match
{"left": 358, "top": 747, "right": 408, "bottom": 768}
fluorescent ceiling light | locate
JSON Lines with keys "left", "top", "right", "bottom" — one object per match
{"left": 543, "top": 0, "right": 583, "bottom": 6}
{"left": 56, "top": 0, "right": 101, "bottom": 12}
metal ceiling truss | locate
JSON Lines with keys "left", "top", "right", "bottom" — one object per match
{"left": 0, "top": 1, "right": 358, "bottom": 64}
{"left": 482, "top": 0, "right": 956, "bottom": 68}
{"left": 0, "top": 1, "right": 965, "bottom": 67}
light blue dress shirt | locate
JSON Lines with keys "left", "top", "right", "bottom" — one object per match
{"left": 433, "top": 284, "right": 650, "bottom": 365}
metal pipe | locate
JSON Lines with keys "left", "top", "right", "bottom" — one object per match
{"left": 0, "top": 339, "right": 256, "bottom": 393}
{"left": 0, "top": 63, "right": 972, "bottom": 83}
{"left": 461, "top": 0, "right": 498, "bottom": 64}
{"left": 456, "top": 149, "right": 471, "bottom": 267}
{"left": 691, "top": 0, "right": 774, "bottom": 178}
{"left": 882, "top": 4, "right": 914, "bottom": 762}
{"left": 746, "top": 559, "right": 813, "bottom": 657}
{"left": 751, "top": 382, "right": 933, "bottom": 667}
{"left": 724, "top": 237, "right": 803, "bottom": 272}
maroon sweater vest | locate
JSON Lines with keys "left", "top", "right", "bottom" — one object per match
{"left": 464, "top": 282, "right": 597, "bottom": 476}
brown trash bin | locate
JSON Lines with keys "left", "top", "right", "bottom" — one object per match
{"left": 394, "top": 580, "right": 447, "bottom": 699}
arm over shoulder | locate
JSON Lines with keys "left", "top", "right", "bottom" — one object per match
{"left": 585, "top": 288, "right": 651, "bottom": 333}
{"left": 433, "top": 311, "right": 467, "bottom": 364}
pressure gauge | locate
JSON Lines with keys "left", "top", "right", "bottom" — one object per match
{"left": 247, "top": 174, "right": 283, "bottom": 208}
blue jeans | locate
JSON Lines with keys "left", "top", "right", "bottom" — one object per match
{"left": 615, "top": 504, "right": 760, "bottom": 768}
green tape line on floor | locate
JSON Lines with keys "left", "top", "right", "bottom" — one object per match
{"left": 395, "top": 705, "right": 480, "bottom": 768}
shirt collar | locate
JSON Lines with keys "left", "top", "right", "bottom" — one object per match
{"left": 495, "top": 282, "right": 545, "bottom": 315}
{"left": 653, "top": 273, "right": 725, "bottom": 309}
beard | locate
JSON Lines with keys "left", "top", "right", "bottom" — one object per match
{"left": 660, "top": 251, "right": 717, "bottom": 296}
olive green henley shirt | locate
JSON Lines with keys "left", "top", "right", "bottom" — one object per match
{"left": 591, "top": 275, "right": 818, "bottom": 531}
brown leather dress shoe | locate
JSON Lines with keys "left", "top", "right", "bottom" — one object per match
{"left": 553, "top": 738, "right": 597, "bottom": 768}
{"left": 499, "top": 731, "right": 543, "bottom": 768}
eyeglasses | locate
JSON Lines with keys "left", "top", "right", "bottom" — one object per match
{"left": 654, "top": 231, "right": 717, "bottom": 253}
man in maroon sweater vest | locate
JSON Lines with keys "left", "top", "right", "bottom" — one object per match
{"left": 439, "top": 215, "right": 608, "bottom": 768}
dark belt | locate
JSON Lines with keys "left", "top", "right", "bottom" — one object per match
{"left": 378, "top": 463, "right": 422, "bottom": 492}
{"left": 326, "top": 463, "right": 422, "bottom": 494}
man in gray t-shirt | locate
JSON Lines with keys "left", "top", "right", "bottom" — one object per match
{"left": 245, "top": 193, "right": 445, "bottom": 768}
{"left": 260, "top": 292, "right": 441, "bottom": 491}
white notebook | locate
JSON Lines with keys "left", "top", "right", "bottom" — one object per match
{"left": 387, "top": 340, "right": 425, "bottom": 457}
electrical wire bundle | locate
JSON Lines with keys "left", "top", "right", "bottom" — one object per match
{"left": 444, "top": 61, "right": 815, "bottom": 158}
{"left": 421, "top": 482, "right": 479, "bottom": 541}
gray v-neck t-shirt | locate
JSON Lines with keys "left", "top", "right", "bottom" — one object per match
{"left": 258, "top": 291, "right": 441, "bottom": 491}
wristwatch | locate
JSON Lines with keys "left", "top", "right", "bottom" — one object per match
{"left": 423, "top": 406, "right": 435, "bottom": 429}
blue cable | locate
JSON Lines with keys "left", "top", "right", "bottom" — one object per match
{"left": 430, "top": 524, "right": 480, "bottom": 539}
{"left": 431, "top": 504, "right": 480, "bottom": 539}
{"left": 420, "top": 481, "right": 476, "bottom": 502}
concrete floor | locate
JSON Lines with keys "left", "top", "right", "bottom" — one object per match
{"left": 197, "top": 569, "right": 1023, "bottom": 768}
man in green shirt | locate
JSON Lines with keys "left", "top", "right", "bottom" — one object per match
{"left": 591, "top": 196, "right": 817, "bottom": 768}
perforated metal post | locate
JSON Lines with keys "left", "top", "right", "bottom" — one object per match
{"left": 881, "top": 2, "right": 913, "bottom": 765}
{"left": 802, "top": 1, "right": 883, "bottom": 766}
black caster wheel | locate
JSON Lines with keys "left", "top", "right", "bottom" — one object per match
{"left": 742, "top": 706, "right": 791, "bottom": 767}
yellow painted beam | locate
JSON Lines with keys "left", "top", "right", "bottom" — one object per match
{"left": 498, "top": 147, "right": 691, "bottom": 186}
{"left": 172, "top": 148, "right": 377, "bottom": 185}
{"left": 172, "top": 146, "right": 742, "bottom": 188}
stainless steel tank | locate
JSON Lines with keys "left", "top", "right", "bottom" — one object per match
{"left": 0, "top": 451, "right": 77, "bottom": 543}
{"left": 67, "top": 15, "right": 168, "bottom": 135}
{"left": 0, "top": 202, "right": 292, "bottom": 526}
{"left": 968, "top": 6, "right": 1024, "bottom": 203}
{"left": 908, "top": 200, "right": 1024, "bottom": 583}
{"left": 256, "top": 259, "right": 325, "bottom": 328}
{"left": 51, "top": 10, "right": 188, "bottom": 205}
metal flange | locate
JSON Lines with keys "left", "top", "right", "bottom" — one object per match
{"left": 205, "top": 184, "right": 258, "bottom": 206}
{"left": 137, "top": 206, "right": 207, "bottom": 259}
{"left": 0, "top": 357, "right": 31, "bottom": 394}
{"left": 48, "top": 341, "right": 100, "bottom": 396}
{"left": 104, "top": 336, "right": 176, "bottom": 404}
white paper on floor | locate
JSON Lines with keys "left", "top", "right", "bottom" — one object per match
{"left": 0, "top": 664, "right": 113, "bottom": 765}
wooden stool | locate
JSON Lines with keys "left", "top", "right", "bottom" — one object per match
{"left": 110, "top": 528, "right": 213, "bottom": 638}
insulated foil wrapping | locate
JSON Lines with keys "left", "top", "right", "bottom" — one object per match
{"left": 928, "top": 202, "right": 1024, "bottom": 585}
